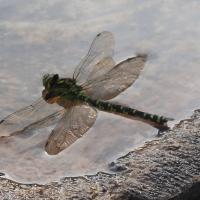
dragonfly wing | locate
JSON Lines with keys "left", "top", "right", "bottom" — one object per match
{"left": 45, "top": 104, "right": 97, "bottom": 155}
{"left": 82, "top": 56, "right": 116, "bottom": 87}
{"left": 0, "top": 97, "right": 62, "bottom": 137}
{"left": 83, "top": 54, "right": 147, "bottom": 100}
{"left": 10, "top": 109, "right": 65, "bottom": 138}
{"left": 73, "top": 31, "right": 115, "bottom": 84}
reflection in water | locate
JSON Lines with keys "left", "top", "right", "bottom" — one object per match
{"left": 0, "top": 0, "right": 200, "bottom": 184}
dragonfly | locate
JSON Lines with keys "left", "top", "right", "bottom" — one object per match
{"left": 0, "top": 31, "right": 172, "bottom": 155}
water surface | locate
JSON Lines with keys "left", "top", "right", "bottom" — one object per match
{"left": 0, "top": 0, "right": 200, "bottom": 184}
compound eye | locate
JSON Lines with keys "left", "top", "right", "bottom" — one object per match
{"left": 43, "top": 74, "right": 50, "bottom": 87}
{"left": 53, "top": 74, "right": 59, "bottom": 80}
{"left": 50, "top": 74, "right": 59, "bottom": 87}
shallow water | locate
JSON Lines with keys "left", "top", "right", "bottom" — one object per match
{"left": 0, "top": 0, "right": 200, "bottom": 184}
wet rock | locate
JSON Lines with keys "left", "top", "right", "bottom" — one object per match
{"left": 108, "top": 162, "right": 127, "bottom": 172}
{"left": 0, "top": 110, "right": 200, "bottom": 200}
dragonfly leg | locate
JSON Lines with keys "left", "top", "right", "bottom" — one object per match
{"left": 157, "top": 129, "right": 163, "bottom": 137}
{"left": 157, "top": 126, "right": 169, "bottom": 137}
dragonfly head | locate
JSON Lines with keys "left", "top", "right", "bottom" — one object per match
{"left": 42, "top": 73, "right": 59, "bottom": 89}
{"left": 42, "top": 73, "right": 61, "bottom": 103}
{"left": 42, "top": 73, "right": 80, "bottom": 104}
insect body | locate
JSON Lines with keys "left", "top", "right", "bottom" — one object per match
{"left": 0, "top": 31, "right": 172, "bottom": 155}
{"left": 42, "top": 72, "right": 170, "bottom": 130}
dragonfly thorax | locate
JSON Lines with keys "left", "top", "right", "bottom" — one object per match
{"left": 42, "top": 73, "right": 82, "bottom": 104}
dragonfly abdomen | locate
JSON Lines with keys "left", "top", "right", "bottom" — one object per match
{"left": 77, "top": 94, "right": 170, "bottom": 131}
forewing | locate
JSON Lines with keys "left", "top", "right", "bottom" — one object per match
{"left": 83, "top": 54, "right": 147, "bottom": 100}
{"left": 82, "top": 56, "right": 115, "bottom": 87}
{"left": 45, "top": 104, "right": 97, "bottom": 155}
{"left": 73, "top": 31, "right": 115, "bottom": 84}
{"left": 0, "top": 98, "right": 62, "bottom": 137}
{"left": 10, "top": 110, "right": 65, "bottom": 138}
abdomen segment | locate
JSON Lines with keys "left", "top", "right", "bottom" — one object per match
{"left": 78, "top": 94, "right": 172, "bottom": 131}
